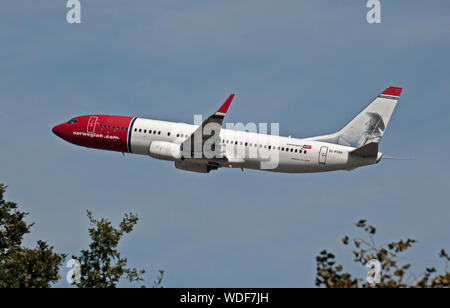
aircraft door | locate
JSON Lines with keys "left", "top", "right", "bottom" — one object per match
{"left": 319, "top": 146, "right": 328, "bottom": 164}
{"left": 87, "top": 116, "right": 98, "bottom": 133}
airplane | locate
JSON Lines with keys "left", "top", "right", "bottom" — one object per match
{"left": 52, "top": 86, "right": 403, "bottom": 174}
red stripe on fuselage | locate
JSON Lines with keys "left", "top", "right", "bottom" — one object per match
{"left": 53, "top": 115, "right": 134, "bottom": 153}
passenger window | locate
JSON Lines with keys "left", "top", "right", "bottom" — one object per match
{"left": 144, "top": 130, "right": 147, "bottom": 133}
{"left": 134, "top": 128, "right": 137, "bottom": 132}
{"left": 167, "top": 132, "right": 171, "bottom": 136}
{"left": 139, "top": 129, "right": 142, "bottom": 132}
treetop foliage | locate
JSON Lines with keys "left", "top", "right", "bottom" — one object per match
{"left": 0, "top": 184, "right": 65, "bottom": 288}
{"left": 315, "top": 219, "right": 449, "bottom": 288}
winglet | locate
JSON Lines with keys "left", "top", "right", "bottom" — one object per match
{"left": 382, "top": 87, "right": 403, "bottom": 97}
{"left": 216, "top": 94, "right": 235, "bottom": 115}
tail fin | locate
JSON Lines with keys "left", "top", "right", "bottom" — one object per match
{"left": 308, "top": 86, "right": 402, "bottom": 148}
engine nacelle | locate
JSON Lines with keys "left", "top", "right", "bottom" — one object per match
{"left": 149, "top": 141, "right": 181, "bottom": 161}
{"left": 175, "top": 160, "right": 219, "bottom": 173}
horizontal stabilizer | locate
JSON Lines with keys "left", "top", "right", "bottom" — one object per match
{"left": 351, "top": 142, "right": 378, "bottom": 158}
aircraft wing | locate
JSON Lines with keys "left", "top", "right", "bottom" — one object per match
{"left": 181, "top": 94, "right": 235, "bottom": 159}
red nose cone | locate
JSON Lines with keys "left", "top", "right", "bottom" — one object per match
{"left": 52, "top": 124, "right": 64, "bottom": 138}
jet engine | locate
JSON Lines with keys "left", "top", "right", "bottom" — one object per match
{"left": 149, "top": 141, "right": 181, "bottom": 161}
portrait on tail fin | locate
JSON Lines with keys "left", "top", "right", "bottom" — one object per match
{"left": 359, "top": 112, "right": 385, "bottom": 146}
{"left": 337, "top": 112, "right": 385, "bottom": 148}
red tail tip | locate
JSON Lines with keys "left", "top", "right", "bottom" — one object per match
{"left": 382, "top": 87, "right": 403, "bottom": 97}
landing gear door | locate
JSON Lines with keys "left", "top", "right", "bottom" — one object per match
{"left": 319, "top": 146, "right": 328, "bottom": 164}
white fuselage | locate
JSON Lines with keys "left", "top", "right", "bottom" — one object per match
{"left": 128, "top": 118, "right": 381, "bottom": 173}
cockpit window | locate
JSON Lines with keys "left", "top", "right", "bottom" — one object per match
{"left": 68, "top": 119, "right": 78, "bottom": 124}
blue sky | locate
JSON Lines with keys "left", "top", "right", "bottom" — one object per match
{"left": 0, "top": 1, "right": 449, "bottom": 287}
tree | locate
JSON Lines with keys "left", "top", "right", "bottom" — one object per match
{"left": 72, "top": 210, "right": 164, "bottom": 288}
{"left": 0, "top": 184, "right": 65, "bottom": 288}
{"left": 315, "top": 219, "right": 449, "bottom": 288}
